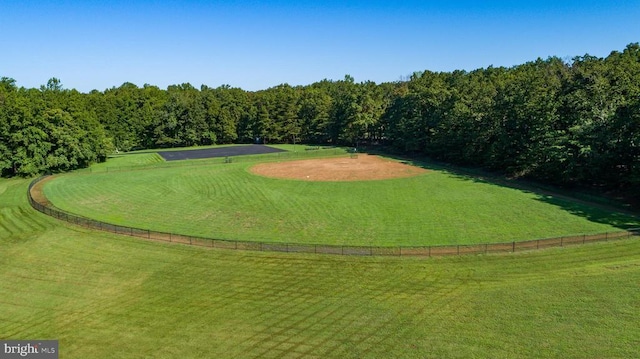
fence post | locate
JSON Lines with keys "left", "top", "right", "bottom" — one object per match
{"left": 605, "top": 232, "right": 608, "bottom": 241}
{"left": 147, "top": 229, "right": 150, "bottom": 239}
{"left": 512, "top": 241, "right": 515, "bottom": 252}
{"left": 169, "top": 233, "right": 172, "bottom": 242}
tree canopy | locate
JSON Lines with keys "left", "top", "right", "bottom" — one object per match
{"left": 1, "top": 43, "right": 639, "bottom": 199}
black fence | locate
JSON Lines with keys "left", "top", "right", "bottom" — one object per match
{"left": 28, "top": 176, "right": 639, "bottom": 257}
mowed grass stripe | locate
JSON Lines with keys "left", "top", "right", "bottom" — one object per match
{"left": 0, "top": 209, "right": 39, "bottom": 235}
{"left": 0, "top": 181, "right": 55, "bottom": 240}
{"left": 0, "top": 176, "right": 640, "bottom": 358}
{"left": 42, "top": 156, "right": 640, "bottom": 246}
{"left": 88, "top": 152, "right": 165, "bottom": 171}
{"left": 2, "top": 173, "right": 639, "bottom": 359}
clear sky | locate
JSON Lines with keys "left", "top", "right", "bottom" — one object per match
{"left": 2, "top": 0, "right": 639, "bottom": 92}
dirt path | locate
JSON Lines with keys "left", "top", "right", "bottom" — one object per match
{"left": 29, "top": 176, "right": 55, "bottom": 206}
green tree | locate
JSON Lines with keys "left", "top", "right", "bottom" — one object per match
{"left": 297, "top": 87, "right": 332, "bottom": 143}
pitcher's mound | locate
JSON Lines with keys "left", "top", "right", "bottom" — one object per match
{"left": 250, "top": 154, "right": 428, "bottom": 181}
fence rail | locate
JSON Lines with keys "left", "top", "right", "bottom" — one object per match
{"left": 28, "top": 175, "right": 639, "bottom": 257}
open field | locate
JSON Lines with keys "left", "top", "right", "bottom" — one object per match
{"left": 86, "top": 145, "right": 344, "bottom": 173}
{"left": 2, "top": 177, "right": 640, "bottom": 358}
{"left": 41, "top": 150, "right": 640, "bottom": 246}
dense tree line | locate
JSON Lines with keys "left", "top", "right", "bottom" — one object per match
{"left": 384, "top": 44, "right": 640, "bottom": 196}
{"left": 0, "top": 77, "right": 112, "bottom": 176}
{"left": 1, "top": 43, "right": 639, "bottom": 198}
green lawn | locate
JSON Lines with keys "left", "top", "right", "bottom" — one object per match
{"left": 84, "top": 145, "right": 343, "bottom": 174}
{"left": 1, "top": 177, "right": 640, "bottom": 358}
{"left": 42, "top": 152, "right": 639, "bottom": 246}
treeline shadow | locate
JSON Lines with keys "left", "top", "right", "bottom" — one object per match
{"left": 363, "top": 147, "right": 640, "bottom": 231}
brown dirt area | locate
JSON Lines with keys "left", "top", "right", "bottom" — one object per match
{"left": 249, "top": 154, "right": 429, "bottom": 181}
{"left": 30, "top": 176, "right": 54, "bottom": 206}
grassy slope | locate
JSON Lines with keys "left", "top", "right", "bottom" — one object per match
{"left": 2, "top": 177, "right": 640, "bottom": 358}
{"left": 43, "top": 154, "right": 639, "bottom": 246}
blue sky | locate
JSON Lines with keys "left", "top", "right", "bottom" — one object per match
{"left": 2, "top": 0, "right": 639, "bottom": 92}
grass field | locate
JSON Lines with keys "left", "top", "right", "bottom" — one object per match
{"left": 86, "top": 145, "right": 342, "bottom": 173}
{"left": 41, "top": 151, "right": 640, "bottom": 246}
{"left": 2, "top": 177, "right": 640, "bottom": 358}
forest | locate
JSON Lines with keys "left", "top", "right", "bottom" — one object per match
{"left": 1, "top": 43, "right": 639, "bottom": 199}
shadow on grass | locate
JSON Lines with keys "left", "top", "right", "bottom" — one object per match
{"left": 363, "top": 148, "right": 640, "bottom": 231}
{"left": 533, "top": 194, "right": 640, "bottom": 229}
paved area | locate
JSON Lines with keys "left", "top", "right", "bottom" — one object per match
{"left": 157, "top": 145, "right": 286, "bottom": 161}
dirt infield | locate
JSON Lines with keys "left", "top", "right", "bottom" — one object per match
{"left": 250, "top": 154, "right": 429, "bottom": 181}
{"left": 158, "top": 145, "right": 286, "bottom": 161}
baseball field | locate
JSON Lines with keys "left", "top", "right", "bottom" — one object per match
{"left": 35, "top": 145, "right": 639, "bottom": 248}
{"left": 2, "top": 145, "right": 639, "bottom": 358}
